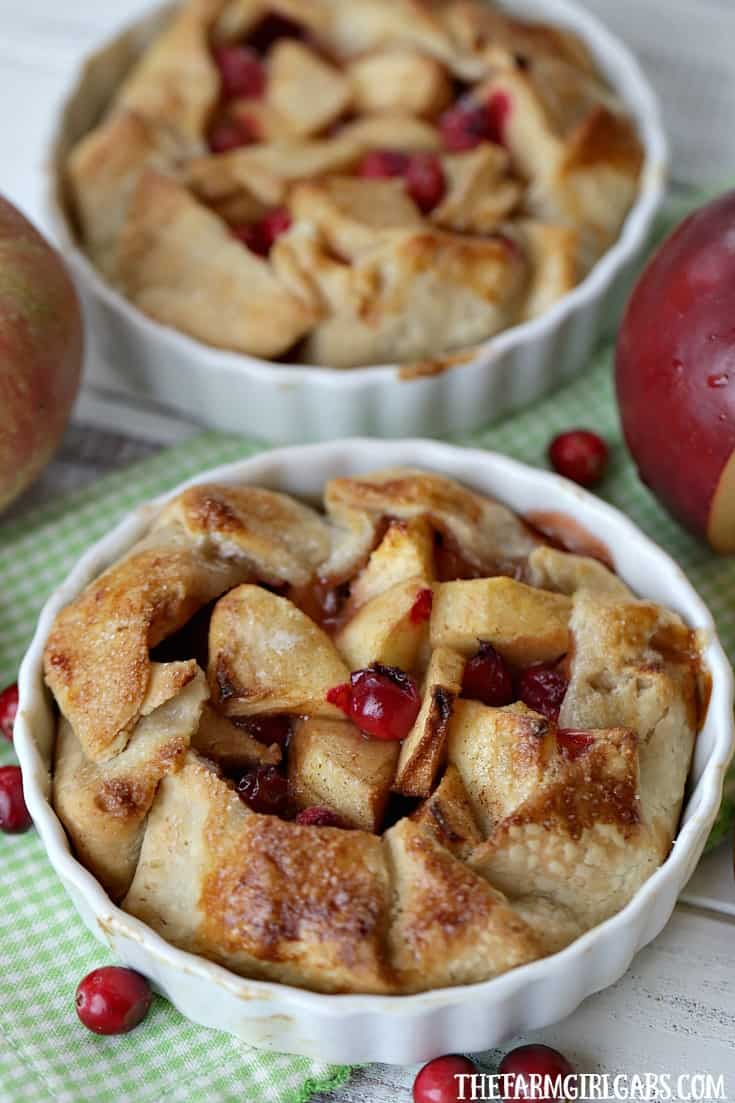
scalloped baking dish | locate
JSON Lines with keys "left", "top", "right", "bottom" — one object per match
{"left": 15, "top": 440, "right": 734, "bottom": 1063}
{"left": 48, "top": 0, "right": 667, "bottom": 443}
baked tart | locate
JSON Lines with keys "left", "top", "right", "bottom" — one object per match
{"left": 45, "top": 468, "right": 704, "bottom": 994}
{"left": 63, "top": 0, "right": 644, "bottom": 368}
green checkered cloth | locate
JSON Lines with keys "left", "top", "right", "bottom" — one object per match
{"left": 1, "top": 199, "right": 734, "bottom": 1103}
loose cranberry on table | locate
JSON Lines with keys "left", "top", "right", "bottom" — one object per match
{"left": 0, "top": 683, "right": 19, "bottom": 741}
{"left": 517, "top": 665, "right": 568, "bottom": 722}
{"left": 499, "top": 1043, "right": 576, "bottom": 1102}
{"left": 327, "top": 664, "right": 421, "bottom": 741}
{"left": 214, "top": 45, "right": 266, "bottom": 98}
{"left": 0, "top": 766, "right": 32, "bottom": 834}
{"left": 295, "top": 806, "right": 347, "bottom": 828}
{"left": 236, "top": 765, "right": 291, "bottom": 816}
{"left": 75, "top": 966, "right": 152, "bottom": 1036}
{"left": 413, "top": 1055, "right": 477, "bottom": 1103}
{"left": 462, "top": 643, "right": 514, "bottom": 707}
{"left": 548, "top": 429, "right": 608, "bottom": 488}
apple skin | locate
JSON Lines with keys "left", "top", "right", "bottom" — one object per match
{"left": 0, "top": 196, "right": 82, "bottom": 511}
{"left": 616, "top": 189, "right": 735, "bottom": 551}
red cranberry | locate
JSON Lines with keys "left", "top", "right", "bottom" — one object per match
{"left": 0, "top": 683, "right": 19, "bottom": 741}
{"left": 295, "top": 806, "right": 348, "bottom": 828}
{"left": 486, "top": 90, "right": 512, "bottom": 145}
{"left": 327, "top": 664, "right": 421, "bottom": 741}
{"left": 439, "top": 98, "right": 492, "bottom": 152}
{"left": 406, "top": 153, "right": 446, "bottom": 214}
{"left": 0, "top": 766, "right": 31, "bottom": 834}
{"left": 75, "top": 966, "right": 152, "bottom": 1035}
{"left": 462, "top": 643, "right": 514, "bottom": 707}
{"left": 358, "top": 150, "right": 410, "bottom": 179}
{"left": 517, "top": 665, "right": 568, "bottom": 722}
{"left": 499, "top": 1044, "right": 575, "bottom": 1102}
{"left": 409, "top": 587, "right": 434, "bottom": 625}
{"left": 208, "top": 117, "right": 257, "bottom": 154}
{"left": 413, "top": 1055, "right": 477, "bottom": 1103}
{"left": 326, "top": 681, "right": 352, "bottom": 714}
{"left": 238, "top": 714, "right": 292, "bottom": 752}
{"left": 557, "top": 729, "right": 594, "bottom": 760}
{"left": 548, "top": 430, "right": 608, "bottom": 488}
{"left": 233, "top": 207, "right": 292, "bottom": 256}
{"left": 237, "top": 766, "right": 291, "bottom": 815}
{"left": 214, "top": 45, "right": 266, "bottom": 98}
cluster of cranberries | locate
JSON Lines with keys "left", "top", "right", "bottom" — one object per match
{"left": 414, "top": 1045, "right": 576, "bottom": 1103}
{"left": 460, "top": 644, "right": 569, "bottom": 724}
{"left": 206, "top": 9, "right": 522, "bottom": 252}
{"left": 0, "top": 683, "right": 32, "bottom": 835}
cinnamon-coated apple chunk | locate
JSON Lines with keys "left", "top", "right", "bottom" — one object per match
{"left": 349, "top": 517, "right": 435, "bottom": 609}
{"left": 393, "top": 646, "right": 465, "bottom": 797}
{"left": 430, "top": 578, "right": 571, "bottom": 666}
{"left": 410, "top": 764, "right": 484, "bottom": 859}
{"left": 447, "top": 700, "right": 555, "bottom": 833}
{"left": 289, "top": 717, "right": 399, "bottom": 831}
{"left": 208, "top": 584, "right": 349, "bottom": 718}
{"left": 335, "top": 576, "right": 432, "bottom": 671}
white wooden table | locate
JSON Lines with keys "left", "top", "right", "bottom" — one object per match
{"left": 2, "top": 2, "right": 735, "bottom": 1097}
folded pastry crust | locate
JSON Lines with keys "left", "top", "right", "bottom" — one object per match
{"left": 45, "top": 468, "right": 702, "bottom": 993}
{"left": 62, "top": 0, "right": 644, "bottom": 367}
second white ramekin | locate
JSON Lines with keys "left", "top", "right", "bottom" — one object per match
{"left": 14, "top": 440, "right": 733, "bottom": 1064}
{"left": 48, "top": 0, "right": 667, "bottom": 443}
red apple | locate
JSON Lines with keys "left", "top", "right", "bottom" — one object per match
{"left": 0, "top": 196, "right": 82, "bottom": 511}
{"left": 616, "top": 190, "right": 735, "bottom": 551}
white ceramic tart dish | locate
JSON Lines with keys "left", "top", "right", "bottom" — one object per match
{"left": 49, "top": 0, "right": 666, "bottom": 443}
{"left": 15, "top": 440, "right": 734, "bottom": 1064}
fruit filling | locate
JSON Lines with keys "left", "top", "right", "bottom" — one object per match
{"left": 461, "top": 642, "right": 514, "bottom": 707}
{"left": 236, "top": 765, "right": 292, "bottom": 815}
{"left": 517, "top": 663, "right": 569, "bottom": 721}
{"left": 214, "top": 45, "right": 267, "bottom": 98}
{"left": 327, "top": 664, "right": 421, "bottom": 741}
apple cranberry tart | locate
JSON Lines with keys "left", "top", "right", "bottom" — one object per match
{"left": 44, "top": 468, "right": 704, "bottom": 994}
{"left": 64, "top": 0, "right": 643, "bottom": 368}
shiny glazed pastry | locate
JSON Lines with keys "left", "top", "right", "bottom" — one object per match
{"left": 64, "top": 0, "right": 643, "bottom": 368}
{"left": 44, "top": 468, "right": 704, "bottom": 994}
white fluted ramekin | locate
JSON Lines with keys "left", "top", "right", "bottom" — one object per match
{"left": 48, "top": 0, "right": 667, "bottom": 443}
{"left": 15, "top": 440, "right": 734, "bottom": 1063}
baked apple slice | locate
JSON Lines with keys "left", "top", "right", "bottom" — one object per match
{"left": 289, "top": 716, "right": 399, "bottom": 831}
{"left": 209, "top": 584, "right": 349, "bottom": 718}
{"left": 349, "top": 516, "right": 435, "bottom": 609}
{"left": 393, "top": 646, "right": 465, "bottom": 797}
{"left": 410, "top": 764, "right": 484, "bottom": 859}
{"left": 431, "top": 578, "right": 571, "bottom": 665}
{"left": 335, "top": 576, "right": 432, "bottom": 670}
